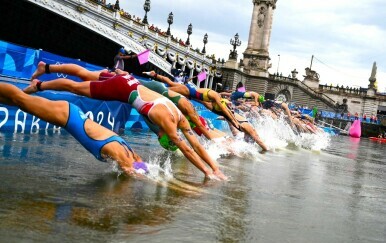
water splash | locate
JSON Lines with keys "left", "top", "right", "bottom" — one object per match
{"left": 203, "top": 134, "right": 264, "bottom": 161}
{"left": 237, "top": 113, "right": 330, "bottom": 151}
{"left": 104, "top": 151, "right": 174, "bottom": 180}
{"left": 298, "top": 131, "right": 331, "bottom": 151}
{"left": 146, "top": 153, "right": 174, "bottom": 180}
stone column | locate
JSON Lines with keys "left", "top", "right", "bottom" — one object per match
{"left": 204, "top": 74, "right": 209, "bottom": 88}
{"left": 247, "top": 2, "right": 260, "bottom": 50}
{"left": 208, "top": 75, "right": 214, "bottom": 89}
{"left": 189, "top": 68, "right": 194, "bottom": 78}
{"left": 261, "top": 5, "right": 273, "bottom": 53}
{"left": 243, "top": 0, "right": 277, "bottom": 74}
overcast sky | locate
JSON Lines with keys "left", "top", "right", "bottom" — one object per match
{"left": 118, "top": 0, "right": 386, "bottom": 92}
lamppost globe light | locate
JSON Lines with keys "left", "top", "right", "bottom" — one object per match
{"left": 187, "top": 23, "right": 193, "bottom": 35}
{"left": 142, "top": 0, "right": 151, "bottom": 25}
{"left": 229, "top": 33, "right": 242, "bottom": 59}
{"left": 276, "top": 54, "right": 281, "bottom": 74}
{"left": 202, "top": 33, "right": 208, "bottom": 54}
{"left": 166, "top": 12, "right": 173, "bottom": 36}
{"left": 186, "top": 23, "right": 193, "bottom": 46}
{"left": 167, "top": 12, "right": 173, "bottom": 25}
{"left": 203, "top": 33, "right": 208, "bottom": 44}
{"left": 143, "top": 0, "right": 151, "bottom": 11}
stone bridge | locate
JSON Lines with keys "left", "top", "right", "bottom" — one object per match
{"left": 1, "top": 0, "right": 223, "bottom": 86}
{"left": 221, "top": 66, "right": 386, "bottom": 116}
{"left": 221, "top": 68, "right": 338, "bottom": 111}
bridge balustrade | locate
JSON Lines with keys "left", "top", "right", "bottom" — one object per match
{"left": 270, "top": 74, "right": 337, "bottom": 108}
{"left": 99, "top": 6, "right": 114, "bottom": 17}
{"left": 56, "top": 0, "right": 214, "bottom": 71}
{"left": 318, "top": 85, "right": 368, "bottom": 95}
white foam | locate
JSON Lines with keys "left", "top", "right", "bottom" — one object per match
{"left": 238, "top": 112, "right": 330, "bottom": 151}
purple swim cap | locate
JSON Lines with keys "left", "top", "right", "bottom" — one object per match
{"left": 133, "top": 161, "right": 149, "bottom": 174}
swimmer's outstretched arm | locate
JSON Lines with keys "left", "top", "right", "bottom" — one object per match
{"left": 213, "top": 97, "right": 240, "bottom": 129}
{"left": 240, "top": 122, "right": 268, "bottom": 151}
{"left": 162, "top": 126, "right": 213, "bottom": 177}
{"left": 280, "top": 102, "right": 294, "bottom": 127}
{"left": 223, "top": 119, "right": 241, "bottom": 137}
{"left": 252, "top": 93, "right": 260, "bottom": 106}
{"left": 178, "top": 117, "right": 227, "bottom": 180}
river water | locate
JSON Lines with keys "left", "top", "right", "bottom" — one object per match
{"left": 0, "top": 130, "right": 385, "bottom": 242}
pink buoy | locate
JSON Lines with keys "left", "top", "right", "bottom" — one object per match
{"left": 349, "top": 120, "right": 361, "bottom": 138}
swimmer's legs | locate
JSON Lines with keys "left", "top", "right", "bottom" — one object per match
{"left": 31, "top": 61, "right": 102, "bottom": 81}
{"left": 24, "top": 78, "right": 92, "bottom": 97}
{"left": 0, "top": 83, "right": 68, "bottom": 126}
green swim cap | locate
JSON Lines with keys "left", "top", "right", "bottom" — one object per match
{"left": 158, "top": 134, "right": 178, "bottom": 151}
{"left": 185, "top": 116, "right": 196, "bottom": 129}
{"left": 258, "top": 95, "right": 265, "bottom": 103}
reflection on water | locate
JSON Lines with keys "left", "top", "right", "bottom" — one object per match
{"left": 0, "top": 132, "right": 385, "bottom": 242}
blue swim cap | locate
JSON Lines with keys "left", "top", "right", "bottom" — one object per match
{"left": 119, "top": 47, "right": 126, "bottom": 54}
{"left": 133, "top": 161, "right": 149, "bottom": 174}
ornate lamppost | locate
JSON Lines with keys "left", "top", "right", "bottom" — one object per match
{"left": 201, "top": 33, "right": 208, "bottom": 54}
{"left": 142, "top": 0, "right": 151, "bottom": 25}
{"left": 229, "top": 33, "right": 241, "bottom": 59}
{"left": 166, "top": 12, "right": 173, "bottom": 36}
{"left": 186, "top": 23, "right": 193, "bottom": 46}
{"left": 276, "top": 54, "right": 280, "bottom": 74}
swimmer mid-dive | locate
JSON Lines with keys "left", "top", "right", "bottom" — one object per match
{"left": 260, "top": 99, "right": 294, "bottom": 127}
{"left": 148, "top": 71, "right": 241, "bottom": 131}
{"left": 221, "top": 90, "right": 264, "bottom": 107}
{"left": 29, "top": 62, "right": 182, "bottom": 148}
{"left": 200, "top": 97, "right": 268, "bottom": 151}
{"left": 146, "top": 71, "right": 268, "bottom": 150}
{"left": 141, "top": 72, "right": 216, "bottom": 140}
{"left": 0, "top": 83, "right": 147, "bottom": 176}
{"left": 24, "top": 73, "right": 227, "bottom": 180}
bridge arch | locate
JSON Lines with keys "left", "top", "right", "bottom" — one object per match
{"left": 276, "top": 89, "right": 291, "bottom": 102}
{"left": 268, "top": 84, "right": 293, "bottom": 102}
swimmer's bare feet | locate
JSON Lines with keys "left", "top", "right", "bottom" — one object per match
{"left": 142, "top": 70, "right": 156, "bottom": 77}
{"left": 115, "top": 68, "right": 128, "bottom": 75}
{"left": 23, "top": 79, "right": 40, "bottom": 94}
{"left": 31, "top": 61, "right": 46, "bottom": 80}
{"left": 205, "top": 173, "right": 220, "bottom": 181}
{"left": 213, "top": 169, "right": 228, "bottom": 181}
